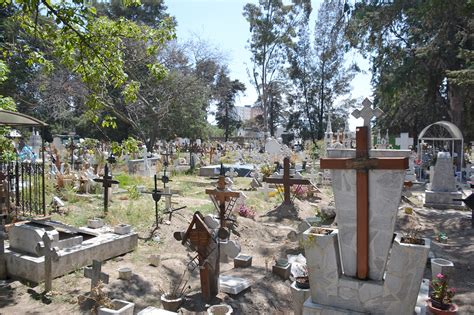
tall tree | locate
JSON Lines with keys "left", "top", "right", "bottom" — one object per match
{"left": 312, "top": 0, "right": 356, "bottom": 139}
{"left": 243, "top": 0, "right": 311, "bottom": 136}
{"left": 1, "top": 0, "right": 175, "bottom": 127}
{"left": 346, "top": 0, "right": 473, "bottom": 141}
{"left": 287, "top": 0, "right": 357, "bottom": 141}
{"left": 215, "top": 67, "right": 246, "bottom": 142}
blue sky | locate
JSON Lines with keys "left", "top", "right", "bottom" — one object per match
{"left": 166, "top": 0, "right": 372, "bottom": 129}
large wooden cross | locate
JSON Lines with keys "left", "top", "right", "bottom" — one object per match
{"left": 320, "top": 126, "right": 408, "bottom": 279}
{"left": 93, "top": 164, "right": 119, "bottom": 214}
{"left": 36, "top": 232, "right": 60, "bottom": 292}
{"left": 264, "top": 157, "right": 310, "bottom": 205}
{"left": 84, "top": 259, "right": 109, "bottom": 292}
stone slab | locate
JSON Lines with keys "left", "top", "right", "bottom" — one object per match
{"left": 303, "top": 297, "right": 364, "bottom": 315}
{"left": 219, "top": 275, "right": 251, "bottom": 295}
{"left": 291, "top": 281, "right": 311, "bottom": 315}
{"left": 327, "top": 149, "right": 410, "bottom": 280}
{"left": 137, "top": 306, "right": 177, "bottom": 315}
{"left": 5, "top": 229, "right": 137, "bottom": 283}
{"left": 424, "top": 191, "right": 464, "bottom": 209}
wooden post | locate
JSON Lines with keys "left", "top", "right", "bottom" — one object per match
{"left": 36, "top": 232, "right": 60, "bottom": 292}
{"left": 320, "top": 126, "right": 408, "bottom": 280}
{"left": 84, "top": 260, "right": 109, "bottom": 292}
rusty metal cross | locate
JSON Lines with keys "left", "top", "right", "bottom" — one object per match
{"left": 320, "top": 126, "right": 408, "bottom": 280}
{"left": 93, "top": 164, "right": 119, "bottom": 214}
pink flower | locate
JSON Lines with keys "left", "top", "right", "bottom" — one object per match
{"left": 449, "top": 288, "right": 456, "bottom": 293}
{"left": 436, "top": 273, "right": 445, "bottom": 279}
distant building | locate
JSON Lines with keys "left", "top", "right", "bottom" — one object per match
{"left": 235, "top": 105, "right": 263, "bottom": 122}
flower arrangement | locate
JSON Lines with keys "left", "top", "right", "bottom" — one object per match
{"left": 238, "top": 204, "right": 256, "bottom": 219}
{"left": 430, "top": 273, "right": 456, "bottom": 310}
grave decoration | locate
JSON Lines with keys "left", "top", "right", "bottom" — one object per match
{"left": 93, "top": 163, "right": 119, "bottom": 215}
{"left": 174, "top": 169, "right": 243, "bottom": 301}
{"left": 395, "top": 132, "right": 414, "bottom": 150}
{"left": 264, "top": 157, "right": 310, "bottom": 218}
{"left": 351, "top": 98, "right": 383, "bottom": 148}
{"left": 424, "top": 152, "right": 463, "bottom": 210}
{"left": 174, "top": 211, "right": 219, "bottom": 302}
{"left": 300, "top": 103, "right": 430, "bottom": 314}
{"left": 84, "top": 259, "right": 109, "bottom": 292}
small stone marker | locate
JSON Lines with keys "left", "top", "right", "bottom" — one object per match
{"left": 234, "top": 254, "right": 252, "bottom": 268}
{"left": 272, "top": 261, "right": 291, "bottom": 280}
{"left": 225, "top": 167, "right": 238, "bottom": 182}
{"left": 219, "top": 275, "right": 251, "bottom": 295}
{"left": 395, "top": 132, "right": 414, "bottom": 150}
{"left": 84, "top": 259, "right": 109, "bottom": 291}
{"left": 93, "top": 163, "right": 119, "bottom": 214}
{"left": 36, "top": 232, "right": 60, "bottom": 292}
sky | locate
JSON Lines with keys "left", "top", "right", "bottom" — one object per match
{"left": 166, "top": 0, "right": 373, "bottom": 130}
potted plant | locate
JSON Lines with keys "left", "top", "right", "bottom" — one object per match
{"left": 427, "top": 273, "right": 458, "bottom": 315}
{"left": 160, "top": 269, "right": 191, "bottom": 312}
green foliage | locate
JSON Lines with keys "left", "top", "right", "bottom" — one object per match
{"left": 243, "top": 0, "right": 311, "bottom": 135}
{"left": 346, "top": 0, "right": 474, "bottom": 140}
{"left": 1, "top": 0, "right": 176, "bottom": 127}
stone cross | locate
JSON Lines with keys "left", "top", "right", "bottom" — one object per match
{"left": 395, "top": 132, "right": 414, "bottom": 150}
{"left": 351, "top": 98, "right": 383, "bottom": 148}
{"left": 36, "top": 232, "right": 60, "bottom": 292}
{"left": 225, "top": 168, "right": 238, "bottom": 182}
{"left": 84, "top": 260, "right": 109, "bottom": 292}
{"left": 264, "top": 157, "right": 310, "bottom": 206}
{"left": 320, "top": 126, "right": 408, "bottom": 279}
{"left": 0, "top": 215, "right": 7, "bottom": 279}
{"left": 257, "top": 182, "right": 272, "bottom": 201}
{"left": 93, "top": 163, "right": 119, "bottom": 214}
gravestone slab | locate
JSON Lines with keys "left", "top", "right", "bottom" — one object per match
{"left": 425, "top": 152, "right": 462, "bottom": 209}
{"left": 219, "top": 275, "right": 251, "bottom": 295}
{"left": 326, "top": 148, "right": 410, "bottom": 280}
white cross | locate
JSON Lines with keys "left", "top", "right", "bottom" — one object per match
{"left": 225, "top": 168, "right": 238, "bottom": 181}
{"left": 352, "top": 98, "right": 383, "bottom": 147}
{"left": 257, "top": 182, "right": 274, "bottom": 201}
{"left": 395, "top": 132, "right": 414, "bottom": 150}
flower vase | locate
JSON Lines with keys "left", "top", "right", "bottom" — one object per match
{"left": 427, "top": 300, "right": 458, "bottom": 315}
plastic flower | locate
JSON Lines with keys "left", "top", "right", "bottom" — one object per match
{"left": 436, "top": 273, "right": 445, "bottom": 279}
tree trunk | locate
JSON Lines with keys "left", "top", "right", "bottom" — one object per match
{"left": 448, "top": 83, "right": 464, "bottom": 129}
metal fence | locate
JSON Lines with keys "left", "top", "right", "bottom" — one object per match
{"left": 0, "top": 161, "right": 46, "bottom": 217}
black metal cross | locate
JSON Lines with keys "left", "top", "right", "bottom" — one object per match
{"left": 93, "top": 164, "right": 119, "bottom": 214}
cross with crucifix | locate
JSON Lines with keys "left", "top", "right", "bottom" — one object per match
{"left": 264, "top": 157, "right": 310, "bottom": 206}
{"left": 36, "top": 232, "right": 60, "bottom": 292}
{"left": 0, "top": 215, "right": 7, "bottom": 279}
{"left": 84, "top": 259, "right": 109, "bottom": 292}
{"left": 320, "top": 126, "right": 408, "bottom": 279}
{"left": 93, "top": 164, "right": 119, "bottom": 215}
{"left": 205, "top": 174, "right": 240, "bottom": 238}
{"left": 351, "top": 98, "right": 383, "bottom": 148}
